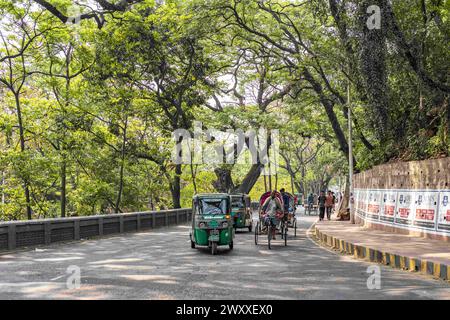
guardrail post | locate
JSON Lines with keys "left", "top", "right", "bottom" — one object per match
{"left": 136, "top": 214, "right": 141, "bottom": 231}
{"left": 44, "top": 222, "right": 51, "bottom": 245}
{"left": 98, "top": 217, "right": 104, "bottom": 236}
{"left": 119, "top": 216, "right": 124, "bottom": 233}
{"left": 74, "top": 220, "right": 80, "bottom": 240}
{"left": 8, "top": 225, "right": 16, "bottom": 250}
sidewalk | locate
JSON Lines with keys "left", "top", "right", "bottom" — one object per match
{"left": 313, "top": 219, "right": 450, "bottom": 282}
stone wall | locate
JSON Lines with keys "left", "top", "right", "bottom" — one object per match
{"left": 353, "top": 157, "right": 450, "bottom": 242}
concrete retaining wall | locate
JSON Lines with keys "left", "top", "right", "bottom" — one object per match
{"left": 353, "top": 157, "right": 450, "bottom": 241}
{"left": 0, "top": 208, "right": 192, "bottom": 252}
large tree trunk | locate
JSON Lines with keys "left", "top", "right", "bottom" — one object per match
{"left": 14, "top": 93, "right": 32, "bottom": 220}
{"left": 60, "top": 157, "right": 66, "bottom": 217}
{"left": 171, "top": 164, "right": 182, "bottom": 209}
{"left": 337, "top": 180, "right": 350, "bottom": 220}
{"left": 358, "top": 0, "right": 390, "bottom": 141}
{"left": 302, "top": 68, "right": 358, "bottom": 171}
{"left": 236, "top": 164, "right": 264, "bottom": 194}
{"left": 115, "top": 116, "right": 128, "bottom": 213}
{"left": 213, "top": 167, "right": 234, "bottom": 193}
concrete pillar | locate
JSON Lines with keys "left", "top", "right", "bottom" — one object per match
{"left": 136, "top": 214, "right": 141, "bottom": 231}
{"left": 98, "top": 217, "right": 104, "bottom": 236}
{"left": 8, "top": 225, "right": 16, "bottom": 250}
{"left": 74, "top": 220, "right": 80, "bottom": 240}
{"left": 119, "top": 216, "right": 124, "bottom": 233}
{"left": 44, "top": 222, "right": 51, "bottom": 245}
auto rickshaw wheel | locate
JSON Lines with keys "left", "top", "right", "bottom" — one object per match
{"left": 248, "top": 224, "right": 252, "bottom": 233}
{"left": 191, "top": 240, "right": 195, "bottom": 249}
{"left": 229, "top": 241, "right": 233, "bottom": 250}
{"left": 254, "top": 222, "right": 259, "bottom": 245}
{"left": 211, "top": 242, "right": 218, "bottom": 255}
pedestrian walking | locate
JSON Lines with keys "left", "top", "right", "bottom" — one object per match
{"left": 318, "top": 191, "right": 326, "bottom": 221}
{"left": 307, "top": 193, "right": 314, "bottom": 215}
{"left": 325, "top": 190, "right": 334, "bottom": 220}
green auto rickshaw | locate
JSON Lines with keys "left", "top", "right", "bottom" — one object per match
{"left": 189, "top": 193, "right": 234, "bottom": 255}
{"left": 230, "top": 194, "right": 252, "bottom": 232}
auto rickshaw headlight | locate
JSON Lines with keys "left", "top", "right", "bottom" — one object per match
{"left": 225, "top": 215, "right": 230, "bottom": 219}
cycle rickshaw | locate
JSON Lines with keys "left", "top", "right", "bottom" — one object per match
{"left": 254, "top": 191, "right": 288, "bottom": 249}
{"left": 284, "top": 192, "right": 297, "bottom": 237}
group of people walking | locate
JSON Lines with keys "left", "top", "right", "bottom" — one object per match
{"left": 307, "top": 190, "right": 337, "bottom": 221}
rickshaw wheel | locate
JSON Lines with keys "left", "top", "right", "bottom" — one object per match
{"left": 229, "top": 241, "right": 233, "bottom": 250}
{"left": 211, "top": 242, "right": 218, "bottom": 255}
{"left": 191, "top": 240, "right": 195, "bottom": 249}
{"left": 254, "top": 222, "right": 259, "bottom": 245}
{"left": 294, "top": 220, "right": 297, "bottom": 237}
{"left": 284, "top": 226, "right": 288, "bottom": 246}
{"left": 267, "top": 225, "right": 272, "bottom": 250}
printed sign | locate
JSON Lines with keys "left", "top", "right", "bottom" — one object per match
{"left": 380, "top": 191, "right": 396, "bottom": 223}
{"left": 395, "top": 191, "right": 413, "bottom": 226}
{"left": 412, "top": 191, "right": 438, "bottom": 229}
{"left": 437, "top": 191, "right": 450, "bottom": 232}
{"left": 356, "top": 188, "right": 450, "bottom": 236}
{"left": 366, "top": 190, "right": 381, "bottom": 220}
{"left": 355, "top": 189, "right": 364, "bottom": 218}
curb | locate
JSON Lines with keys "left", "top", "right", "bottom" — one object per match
{"left": 314, "top": 226, "right": 450, "bottom": 283}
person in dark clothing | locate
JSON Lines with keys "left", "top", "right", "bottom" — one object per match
{"left": 280, "top": 188, "right": 290, "bottom": 225}
{"left": 318, "top": 191, "right": 326, "bottom": 221}
{"left": 325, "top": 190, "right": 334, "bottom": 220}
{"left": 280, "top": 188, "right": 290, "bottom": 212}
{"left": 307, "top": 193, "right": 314, "bottom": 215}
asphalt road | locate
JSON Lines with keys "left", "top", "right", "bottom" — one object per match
{"left": 0, "top": 214, "right": 449, "bottom": 300}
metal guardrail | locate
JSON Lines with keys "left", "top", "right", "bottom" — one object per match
{"left": 0, "top": 208, "right": 192, "bottom": 252}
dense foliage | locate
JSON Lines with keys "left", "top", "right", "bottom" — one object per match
{"left": 0, "top": 0, "right": 448, "bottom": 220}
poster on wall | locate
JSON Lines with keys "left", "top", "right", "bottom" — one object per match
{"left": 355, "top": 189, "right": 363, "bottom": 218}
{"left": 366, "top": 190, "right": 381, "bottom": 220}
{"left": 437, "top": 191, "right": 450, "bottom": 232}
{"left": 412, "top": 191, "right": 438, "bottom": 230}
{"left": 360, "top": 189, "right": 368, "bottom": 218}
{"left": 380, "top": 190, "right": 396, "bottom": 224}
{"left": 355, "top": 189, "right": 364, "bottom": 218}
{"left": 395, "top": 191, "right": 413, "bottom": 226}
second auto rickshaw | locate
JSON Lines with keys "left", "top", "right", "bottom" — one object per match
{"left": 230, "top": 193, "right": 252, "bottom": 232}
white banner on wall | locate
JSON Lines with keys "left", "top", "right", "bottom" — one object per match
{"left": 395, "top": 190, "right": 414, "bottom": 226}
{"left": 412, "top": 191, "right": 438, "bottom": 230}
{"left": 355, "top": 188, "right": 450, "bottom": 237}
{"left": 366, "top": 190, "right": 382, "bottom": 221}
{"left": 438, "top": 191, "right": 450, "bottom": 232}
{"left": 380, "top": 190, "right": 396, "bottom": 223}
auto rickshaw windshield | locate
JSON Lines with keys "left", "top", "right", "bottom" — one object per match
{"left": 198, "top": 198, "right": 228, "bottom": 215}
{"left": 231, "top": 197, "right": 244, "bottom": 208}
